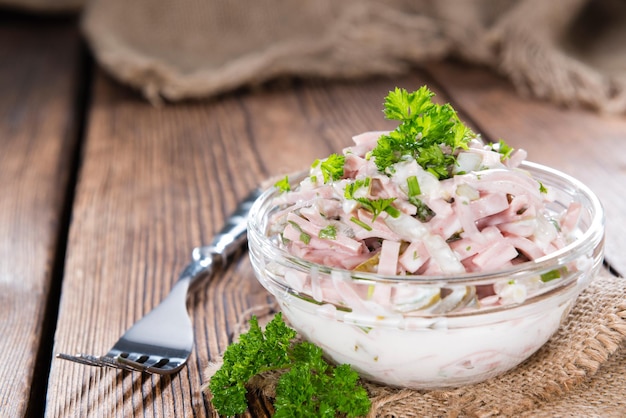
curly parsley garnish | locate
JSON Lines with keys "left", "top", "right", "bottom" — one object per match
{"left": 371, "top": 86, "right": 475, "bottom": 179}
{"left": 209, "top": 313, "right": 371, "bottom": 417}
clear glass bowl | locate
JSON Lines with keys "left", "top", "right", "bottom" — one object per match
{"left": 247, "top": 161, "right": 605, "bottom": 389}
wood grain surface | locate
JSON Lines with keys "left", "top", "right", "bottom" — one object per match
{"left": 0, "top": 15, "right": 81, "bottom": 417}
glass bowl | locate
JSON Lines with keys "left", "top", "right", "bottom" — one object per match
{"left": 247, "top": 161, "right": 605, "bottom": 389}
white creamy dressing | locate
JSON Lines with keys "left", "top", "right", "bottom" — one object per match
{"left": 277, "top": 289, "right": 575, "bottom": 388}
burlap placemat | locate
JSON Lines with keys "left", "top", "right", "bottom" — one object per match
{"left": 79, "top": 0, "right": 626, "bottom": 113}
{"left": 205, "top": 270, "right": 626, "bottom": 417}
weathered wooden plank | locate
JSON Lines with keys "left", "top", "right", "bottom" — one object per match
{"left": 0, "top": 15, "right": 81, "bottom": 416}
{"left": 46, "top": 71, "right": 437, "bottom": 416}
{"left": 424, "top": 61, "right": 626, "bottom": 276}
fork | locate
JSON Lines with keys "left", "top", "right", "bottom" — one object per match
{"left": 56, "top": 188, "right": 262, "bottom": 375}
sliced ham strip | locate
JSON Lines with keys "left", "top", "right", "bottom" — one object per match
{"left": 561, "top": 202, "right": 582, "bottom": 234}
{"left": 285, "top": 213, "right": 363, "bottom": 254}
{"left": 471, "top": 241, "right": 518, "bottom": 271}
{"left": 505, "top": 148, "right": 527, "bottom": 168}
{"left": 352, "top": 209, "right": 401, "bottom": 241}
{"left": 453, "top": 195, "right": 482, "bottom": 242}
{"left": 450, "top": 237, "right": 485, "bottom": 260}
{"left": 343, "top": 154, "right": 368, "bottom": 178}
{"left": 428, "top": 214, "right": 462, "bottom": 242}
{"left": 470, "top": 192, "right": 510, "bottom": 219}
{"left": 378, "top": 240, "right": 401, "bottom": 275}
{"left": 423, "top": 234, "right": 465, "bottom": 274}
{"left": 503, "top": 235, "right": 545, "bottom": 260}
{"left": 349, "top": 130, "right": 389, "bottom": 156}
{"left": 466, "top": 169, "right": 544, "bottom": 207}
{"left": 399, "top": 241, "right": 430, "bottom": 273}
{"left": 497, "top": 219, "right": 537, "bottom": 237}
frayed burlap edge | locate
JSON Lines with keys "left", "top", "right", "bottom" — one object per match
{"left": 81, "top": 0, "right": 626, "bottom": 113}
{"left": 203, "top": 271, "right": 626, "bottom": 417}
{"left": 485, "top": 0, "right": 626, "bottom": 115}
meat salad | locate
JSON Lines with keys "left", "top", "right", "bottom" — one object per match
{"left": 269, "top": 87, "right": 581, "bottom": 282}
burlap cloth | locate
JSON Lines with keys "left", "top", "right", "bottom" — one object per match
{"left": 74, "top": 0, "right": 626, "bottom": 113}
{"left": 5, "top": 0, "right": 626, "bottom": 112}
{"left": 204, "top": 270, "right": 626, "bottom": 417}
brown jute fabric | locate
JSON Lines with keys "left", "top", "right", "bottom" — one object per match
{"left": 204, "top": 271, "right": 626, "bottom": 417}
{"left": 79, "top": 0, "right": 626, "bottom": 112}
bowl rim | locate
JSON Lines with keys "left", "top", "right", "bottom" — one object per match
{"left": 248, "top": 160, "right": 605, "bottom": 285}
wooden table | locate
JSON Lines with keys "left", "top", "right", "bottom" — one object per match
{"left": 2, "top": 13, "right": 625, "bottom": 418}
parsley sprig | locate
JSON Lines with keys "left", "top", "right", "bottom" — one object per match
{"left": 209, "top": 313, "right": 371, "bottom": 417}
{"left": 313, "top": 153, "right": 346, "bottom": 183}
{"left": 371, "top": 86, "right": 475, "bottom": 179}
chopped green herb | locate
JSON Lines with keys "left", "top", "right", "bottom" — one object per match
{"left": 356, "top": 326, "right": 373, "bottom": 334}
{"left": 384, "top": 205, "right": 401, "bottom": 218}
{"left": 344, "top": 177, "right": 371, "bottom": 200}
{"left": 314, "top": 153, "right": 345, "bottom": 183}
{"left": 407, "top": 175, "right": 421, "bottom": 197}
{"left": 446, "top": 230, "right": 463, "bottom": 242}
{"left": 491, "top": 139, "right": 514, "bottom": 161}
{"left": 288, "top": 220, "right": 311, "bottom": 244}
{"left": 209, "top": 314, "right": 371, "bottom": 417}
{"left": 319, "top": 225, "right": 337, "bottom": 240}
{"left": 541, "top": 269, "right": 562, "bottom": 282}
{"left": 350, "top": 216, "right": 373, "bottom": 231}
{"left": 539, "top": 181, "right": 548, "bottom": 194}
{"left": 408, "top": 196, "right": 436, "bottom": 222}
{"left": 356, "top": 197, "right": 399, "bottom": 220}
{"left": 274, "top": 175, "right": 291, "bottom": 192}
{"left": 371, "top": 87, "right": 475, "bottom": 179}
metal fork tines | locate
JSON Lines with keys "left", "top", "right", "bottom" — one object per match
{"left": 57, "top": 340, "right": 197, "bottom": 374}
{"left": 56, "top": 354, "right": 138, "bottom": 373}
{"left": 57, "top": 248, "right": 213, "bottom": 375}
{"left": 57, "top": 343, "right": 192, "bottom": 374}
{"left": 56, "top": 188, "right": 262, "bottom": 375}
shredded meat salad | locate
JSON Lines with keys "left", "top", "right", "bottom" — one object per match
{"left": 269, "top": 87, "right": 581, "bottom": 277}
